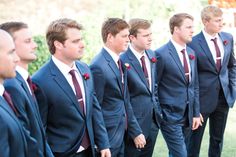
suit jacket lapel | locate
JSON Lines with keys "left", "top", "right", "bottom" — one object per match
{"left": 49, "top": 60, "right": 84, "bottom": 117}
{"left": 198, "top": 32, "right": 216, "bottom": 70}
{"left": 127, "top": 48, "right": 150, "bottom": 90}
{"left": 102, "top": 49, "right": 123, "bottom": 93}
{"left": 0, "top": 97, "right": 27, "bottom": 150}
{"left": 218, "top": 32, "right": 229, "bottom": 68}
{"left": 168, "top": 41, "right": 187, "bottom": 83}
{"left": 145, "top": 50, "right": 155, "bottom": 93}
{"left": 16, "top": 72, "right": 45, "bottom": 131}
{"left": 186, "top": 47, "right": 195, "bottom": 85}
{"left": 16, "top": 72, "right": 36, "bottom": 106}
{"left": 0, "top": 96, "right": 16, "bottom": 117}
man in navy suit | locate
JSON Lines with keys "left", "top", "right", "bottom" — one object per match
{"left": 155, "top": 13, "right": 201, "bottom": 157}
{"left": 32, "top": 18, "right": 111, "bottom": 157}
{"left": 120, "top": 18, "right": 160, "bottom": 157}
{"left": 90, "top": 18, "right": 146, "bottom": 157}
{"left": 0, "top": 29, "right": 28, "bottom": 157}
{"left": 187, "top": 6, "right": 236, "bottom": 157}
{"left": 0, "top": 22, "right": 54, "bottom": 157}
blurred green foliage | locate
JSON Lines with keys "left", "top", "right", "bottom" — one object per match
{"left": 28, "top": 36, "right": 50, "bottom": 75}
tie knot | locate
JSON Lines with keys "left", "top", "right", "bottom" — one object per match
{"left": 27, "top": 76, "right": 32, "bottom": 84}
{"left": 181, "top": 49, "right": 185, "bottom": 54}
{"left": 69, "top": 69, "right": 76, "bottom": 76}
{"left": 211, "top": 37, "right": 217, "bottom": 43}
{"left": 140, "top": 55, "right": 145, "bottom": 61}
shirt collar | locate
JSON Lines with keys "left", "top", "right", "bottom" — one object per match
{"left": 202, "top": 29, "right": 220, "bottom": 41}
{"left": 16, "top": 66, "right": 29, "bottom": 81}
{"left": 0, "top": 83, "right": 4, "bottom": 96}
{"left": 129, "top": 45, "right": 147, "bottom": 60}
{"left": 171, "top": 38, "right": 186, "bottom": 53}
{"left": 104, "top": 46, "right": 120, "bottom": 64}
{"left": 52, "top": 55, "right": 76, "bottom": 75}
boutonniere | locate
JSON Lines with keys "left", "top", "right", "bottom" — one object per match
{"left": 124, "top": 63, "right": 131, "bottom": 70}
{"left": 223, "top": 40, "right": 228, "bottom": 46}
{"left": 31, "top": 83, "right": 38, "bottom": 91}
{"left": 83, "top": 73, "right": 90, "bottom": 80}
{"left": 189, "top": 54, "right": 195, "bottom": 60}
{"left": 151, "top": 57, "right": 157, "bottom": 63}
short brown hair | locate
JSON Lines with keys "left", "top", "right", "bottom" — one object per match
{"left": 201, "top": 5, "right": 223, "bottom": 22}
{"left": 129, "top": 18, "right": 151, "bottom": 37}
{"left": 169, "top": 13, "right": 193, "bottom": 34}
{"left": 101, "top": 18, "right": 129, "bottom": 43}
{"left": 0, "top": 22, "right": 28, "bottom": 39}
{"left": 46, "top": 18, "right": 83, "bottom": 54}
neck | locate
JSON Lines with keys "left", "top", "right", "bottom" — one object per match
{"left": 172, "top": 36, "right": 186, "bottom": 47}
{"left": 105, "top": 44, "right": 120, "bottom": 56}
{"left": 17, "top": 62, "right": 28, "bottom": 71}
{"left": 204, "top": 28, "right": 217, "bottom": 37}
{"left": 131, "top": 43, "right": 144, "bottom": 54}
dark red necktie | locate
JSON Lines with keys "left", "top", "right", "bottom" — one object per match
{"left": 211, "top": 38, "right": 221, "bottom": 72}
{"left": 3, "top": 91, "right": 18, "bottom": 115}
{"left": 180, "top": 49, "right": 190, "bottom": 83}
{"left": 140, "top": 56, "right": 150, "bottom": 86}
{"left": 69, "top": 70, "right": 90, "bottom": 149}
{"left": 117, "top": 60, "right": 127, "bottom": 129}
{"left": 27, "top": 76, "right": 34, "bottom": 95}
{"left": 117, "top": 59, "right": 124, "bottom": 92}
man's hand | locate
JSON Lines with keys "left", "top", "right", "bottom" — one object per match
{"left": 134, "top": 134, "right": 146, "bottom": 149}
{"left": 100, "top": 148, "right": 111, "bottom": 157}
{"left": 192, "top": 117, "right": 202, "bottom": 130}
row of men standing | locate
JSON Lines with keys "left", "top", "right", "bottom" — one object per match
{"left": 0, "top": 5, "right": 235, "bottom": 157}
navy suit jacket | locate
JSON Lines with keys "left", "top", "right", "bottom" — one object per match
{"left": 90, "top": 48, "right": 142, "bottom": 149}
{"left": 188, "top": 31, "right": 236, "bottom": 113}
{"left": 155, "top": 41, "right": 200, "bottom": 126}
{"left": 4, "top": 72, "right": 54, "bottom": 157}
{"left": 120, "top": 48, "right": 161, "bottom": 138}
{"left": 0, "top": 96, "right": 28, "bottom": 157}
{"left": 32, "top": 58, "right": 110, "bottom": 157}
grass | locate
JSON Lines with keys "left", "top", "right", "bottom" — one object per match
{"left": 153, "top": 105, "right": 236, "bottom": 157}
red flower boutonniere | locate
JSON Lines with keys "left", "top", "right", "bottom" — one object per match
{"left": 189, "top": 54, "right": 195, "bottom": 60}
{"left": 83, "top": 73, "right": 90, "bottom": 80}
{"left": 31, "top": 83, "right": 38, "bottom": 91}
{"left": 223, "top": 40, "right": 228, "bottom": 46}
{"left": 151, "top": 57, "right": 157, "bottom": 63}
{"left": 124, "top": 63, "right": 131, "bottom": 70}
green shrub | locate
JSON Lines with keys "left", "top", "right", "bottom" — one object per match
{"left": 29, "top": 35, "right": 50, "bottom": 75}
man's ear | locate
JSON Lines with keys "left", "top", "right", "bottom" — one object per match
{"left": 107, "top": 33, "right": 114, "bottom": 43}
{"left": 54, "top": 40, "right": 63, "bottom": 50}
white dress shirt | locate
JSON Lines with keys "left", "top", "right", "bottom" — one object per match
{"left": 130, "top": 45, "right": 152, "bottom": 90}
{"left": 16, "top": 66, "right": 32, "bottom": 94}
{"left": 202, "top": 30, "right": 224, "bottom": 64}
{"left": 171, "top": 39, "right": 191, "bottom": 81}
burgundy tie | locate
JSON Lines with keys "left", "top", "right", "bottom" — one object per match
{"left": 117, "top": 59, "right": 124, "bottom": 92}
{"left": 180, "top": 49, "right": 190, "bottom": 83}
{"left": 27, "top": 76, "right": 34, "bottom": 95}
{"left": 211, "top": 38, "right": 221, "bottom": 72}
{"left": 117, "top": 60, "right": 127, "bottom": 129}
{"left": 69, "top": 70, "right": 90, "bottom": 149}
{"left": 140, "top": 56, "right": 150, "bottom": 86}
{"left": 3, "top": 91, "right": 18, "bottom": 115}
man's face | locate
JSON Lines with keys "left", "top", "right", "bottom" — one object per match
{"left": 14, "top": 28, "right": 37, "bottom": 64}
{"left": 176, "top": 18, "right": 194, "bottom": 44}
{"left": 130, "top": 28, "right": 152, "bottom": 52}
{"left": 0, "top": 32, "right": 19, "bottom": 83}
{"left": 58, "top": 28, "right": 85, "bottom": 65}
{"left": 204, "top": 16, "right": 223, "bottom": 34}
{"left": 109, "top": 28, "right": 130, "bottom": 54}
